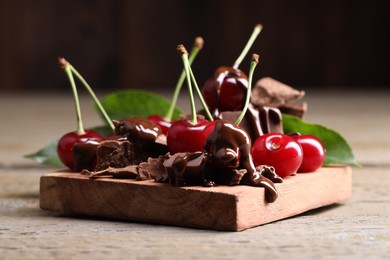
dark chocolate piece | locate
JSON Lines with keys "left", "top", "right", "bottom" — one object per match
{"left": 138, "top": 155, "right": 169, "bottom": 181}
{"left": 144, "top": 135, "right": 169, "bottom": 159}
{"left": 163, "top": 152, "right": 212, "bottom": 187}
{"left": 251, "top": 77, "right": 307, "bottom": 119}
{"left": 258, "top": 106, "right": 283, "bottom": 134}
{"left": 252, "top": 77, "right": 305, "bottom": 107}
{"left": 94, "top": 140, "right": 140, "bottom": 171}
{"left": 204, "top": 166, "right": 247, "bottom": 186}
{"left": 219, "top": 104, "right": 283, "bottom": 144}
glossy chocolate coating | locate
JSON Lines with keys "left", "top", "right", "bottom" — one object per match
{"left": 205, "top": 120, "right": 279, "bottom": 202}
{"left": 163, "top": 152, "right": 214, "bottom": 187}
{"left": 162, "top": 120, "right": 280, "bottom": 202}
{"left": 219, "top": 105, "right": 283, "bottom": 144}
{"left": 73, "top": 140, "right": 100, "bottom": 172}
{"left": 114, "top": 117, "right": 162, "bottom": 148}
{"left": 202, "top": 66, "right": 248, "bottom": 114}
{"left": 73, "top": 118, "right": 168, "bottom": 173}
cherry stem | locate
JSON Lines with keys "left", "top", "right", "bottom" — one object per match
{"left": 177, "top": 44, "right": 197, "bottom": 125}
{"left": 164, "top": 37, "right": 204, "bottom": 122}
{"left": 68, "top": 64, "right": 115, "bottom": 131}
{"left": 188, "top": 65, "right": 213, "bottom": 121}
{"left": 58, "top": 57, "right": 85, "bottom": 135}
{"left": 233, "top": 24, "right": 263, "bottom": 69}
{"left": 235, "top": 54, "right": 259, "bottom": 125}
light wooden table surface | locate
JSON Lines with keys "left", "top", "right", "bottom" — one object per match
{"left": 1, "top": 89, "right": 389, "bottom": 259}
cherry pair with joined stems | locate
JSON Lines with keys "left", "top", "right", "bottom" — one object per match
{"left": 147, "top": 37, "right": 205, "bottom": 135}
{"left": 57, "top": 57, "right": 114, "bottom": 170}
{"left": 251, "top": 132, "right": 326, "bottom": 178}
{"left": 166, "top": 44, "right": 213, "bottom": 154}
{"left": 167, "top": 40, "right": 260, "bottom": 154}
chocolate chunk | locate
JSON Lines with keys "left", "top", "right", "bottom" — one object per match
{"left": 251, "top": 77, "right": 307, "bottom": 118}
{"left": 205, "top": 166, "right": 247, "bottom": 186}
{"left": 145, "top": 135, "right": 169, "bottom": 159}
{"left": 258, "top": 106, "right": 283, "bottom": 134}
{"left": 219, "top": 105, "right": 283, "bottom": 144}
{"left": 252, "top": 77, "right": 305, "bottom": 107}
{"left": 163, "top": 152, "right": 208, "bottom": 186}
{"left": 138, "top": 155, "right": 168, "bottom": 181}
{"left": 95, "top": 140, "right": 140, "bottom": 171}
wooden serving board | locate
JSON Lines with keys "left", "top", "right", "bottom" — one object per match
{"left": 40, "top": 166, "right": 352, "bottom": 231}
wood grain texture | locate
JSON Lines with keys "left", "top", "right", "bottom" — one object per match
{"left": 40, "top": 166, "right": 351, "bottom": 231}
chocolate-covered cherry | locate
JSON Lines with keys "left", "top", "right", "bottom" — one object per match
{"left": 202, "top": 24, "right": 262, "bottom": 114}
{"left": 57, "top": 57, "right": 104, "bottom": 170}
{"left": 202, "top": 67, "right": 249, "bottom": 112}
{"left": 202, "top": 54, "right": 260, "bottom": 151}
{"left": 158, "top": 37, "right": 206, "bottom": 136}
{"left": 147, "top": 114, "right": 171, "bottom": 135}
{"left": 57, "top": 130, "right": 103, "bottom": 170}
{"left": 113, "top": 117, "right": 162, "bottom": 148}
{"left": 291, "top": 134, "right": 326, "bottom": 172}
{"left": 252, "top": 133, "right": 303, "bottom": 178}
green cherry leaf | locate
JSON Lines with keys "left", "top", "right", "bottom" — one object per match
{"left": 282, "top": 114, "right": 358, "bottom": 166}
{"left": 99, "top": 90, "right": 184, "bottom": 121}
{"left": 24, "top": 140, "right": 62, "bottom": 167}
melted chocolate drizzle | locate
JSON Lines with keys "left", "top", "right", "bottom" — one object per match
{"left": 219, "top": 104, "right": 283, "bottom": 144}
{"left": 73, "top": 140, "right": 100, "bottom": 172}
{"left": 114, "top": 117, "right": 162, "bottom": 148}
{"left": 163, "top": 152, "right": 214, "bottom": 187}
{"left": 205, "top": 120, "right": 279, "bottom": 202}
{"left": 163, "top": 120, "right": 281, "bottom": 203}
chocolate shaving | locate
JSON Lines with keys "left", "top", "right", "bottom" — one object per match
{"left": 82, "top": 165, "right": 138, "bottom": 179}
{"left": 138, "top": 155, "right": 168, "bottom": 181}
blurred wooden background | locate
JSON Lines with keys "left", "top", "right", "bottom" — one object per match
{"left": 0, "top": 0, "right": 389, "bottom": 92}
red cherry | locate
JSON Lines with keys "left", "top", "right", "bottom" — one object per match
{"left": 252, "top": 133, "right": 303, "bottom": 178}
{"left": 167, "top": 118, "right": 210, "bottom": 154}
{"left": 57, "top": 130, "right": 103, "bottom": 170}
{"left": 202, "top": 67, "right": 248, "bottom": 113}
{"left": 147, "top": 115, "right": 171, "bottom": 135}
{"left": 291, "top": 134, "right": 326, "bottom": 173}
